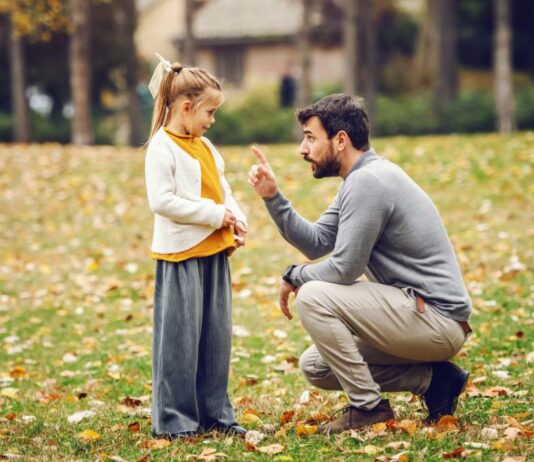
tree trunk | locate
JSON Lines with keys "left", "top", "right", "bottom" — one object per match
{"left": 183, "top": 0, "right": 196, "bottom": 65}
{"left": 429, "top": 0, "right": 458, "bottom": 117}
{"left": 69, "top": 0, "right": 93, "bottom": 145}
{"left": 413, "top": 1, "right": 433, "bottom": 88}
{"left": 124, "top": 0, "right": 143, "bottom": 145}
{"left": 7, "top": 17, "right": 31, "bottom": 142}
{"left": 494, "top": 0, "right": 515, "bottom": 133}
{"left": 343, "top": 0, "right": 376, "bottom": 122}
{"left": 297, "top": 0, "right": 313, "bottom": 107}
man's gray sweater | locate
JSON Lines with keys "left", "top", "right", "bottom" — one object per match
{"left": 264, "top": 149, "right": 472, "bottom": 322}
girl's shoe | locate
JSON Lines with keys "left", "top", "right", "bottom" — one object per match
{"left": 151, "top": 430, "right": 199, "bottom": 440}
{"left": 212, "top": 424, "right": 247, "bottom": 437}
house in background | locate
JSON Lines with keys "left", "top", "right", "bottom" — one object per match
{"left": 136, "top": 0, "right": 346, "bottom": 90}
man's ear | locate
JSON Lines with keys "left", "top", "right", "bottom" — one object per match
{"left": 335, "top": 131, "right": 349, "bottom": 152}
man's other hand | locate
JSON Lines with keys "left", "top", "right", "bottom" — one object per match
{"left": 279, "top": 279, "right": 298, "bottom": 320}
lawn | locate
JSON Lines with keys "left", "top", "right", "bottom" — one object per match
{"left": 0, "top": 132, "right": 533, "bottom": 461}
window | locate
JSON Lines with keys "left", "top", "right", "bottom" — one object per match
{"left": 215, "top": 46, "right": 245, "bottom": 87}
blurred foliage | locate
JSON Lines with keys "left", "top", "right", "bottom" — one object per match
{"left": 0, "top": 0, "right": 138, "bottom": 123}
{"left": 208, "top": 87, "right": 296, "bottom": 146}
{"left": 0, "top": 0, "right": 69, "bottom": 41}
{"left": 1, "top": 0, "right": 534, "bottom": 143}
{"left": 3, "top": 85, "right": 534, "bottom": 144}
{"left": 457, "top": 0, "right": 534, "bottom": 73}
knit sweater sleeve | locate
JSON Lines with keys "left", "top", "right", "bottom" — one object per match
{"left": 145, "top": 146, "right": 225, "bottom": 228}
{"left": 263, "top": 190, "right": 339, "bottom": 260}
{"left": 290, "top": 172, "right": 392, "bottom": 286}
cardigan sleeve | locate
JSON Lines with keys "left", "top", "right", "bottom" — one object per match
{"left": 202, "top": 137, "right": 248, "bottom": 227}
{"left": 145, "top": 146, "right": 226, "bottom": 228}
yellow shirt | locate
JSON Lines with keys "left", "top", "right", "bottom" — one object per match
{"left": 151, "top": 128, "right": 236, "bottom": 263}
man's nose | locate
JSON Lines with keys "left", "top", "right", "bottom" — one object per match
{"left": 298, "top": 140, "right": 308, "bottom": 156}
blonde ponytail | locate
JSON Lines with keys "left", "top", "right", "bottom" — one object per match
{"left": 147, "top": 64, "right": 223, "bottom": 144}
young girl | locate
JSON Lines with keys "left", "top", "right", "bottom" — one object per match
{"left": 145, "top": 56, "right": 247, "bottom": 439}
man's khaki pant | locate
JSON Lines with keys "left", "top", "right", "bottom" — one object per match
{"left": 296, "top": 280, "right": 467, "bottom": 410}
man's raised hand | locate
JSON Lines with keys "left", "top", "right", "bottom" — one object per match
{"left": 249, "top": 146, "right": 278, "bottom": 199}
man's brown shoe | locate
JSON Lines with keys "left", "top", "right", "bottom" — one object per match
{"left": 317, "top": 399, "right": 394, "bottom": 435}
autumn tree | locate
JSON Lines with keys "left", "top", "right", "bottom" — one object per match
{"left": 0, "top": 0, "right": 69, "bottom": 141}
{"left": 297, "top": 0, "right": 313, "bottom": 107}
{"left": 493, "top": 0, "right": 515, "bottom": 133}
{"left": 69, "top": 0, "right": 93, "bottom": 145}
{"left": 415, "top": 0, "right": 458, "bottom": 119}
{"left": 182, "top": 0, "right": 196, "bottom": 66}
{"left": 343, "top": 0, "right": 376, "bottom": 121}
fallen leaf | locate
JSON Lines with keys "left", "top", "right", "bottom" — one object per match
{"left": 279, "top": 410, "right": 295, "bottom": 425}
{"left": 385, "top": 441, "right": 410, "bottom": 450}
{"left": 67, "top": 410, "right": 96, "bottom": 423}
{"left": 128, "top": 422, "right": 140, "bottom": 432}
{"left": 186, "top": 448, "right": 227, "bottom": 461}
{"left": 435, "top": 415, "right": 458, "bottom": 431}
{"left": 0, "top": 388, "right": 19, "bottom": 400}
{"left": 296, "top": 424, "right": 318, "bottom": 437}
{"left": 256, "top": 444, "right": 285, "bottom": 455}
{"left": 371, "top": 422, "right": 388, "bottom": 433}
{"left": 145, "top": 439, "right": 171, "bottom": 450}
{"left": 241, "top": 412, "right": 262, "bottom": 426}
{"left": 442, "top": 446, "right": 464, "bottom": 459}
{"left": 9, "top": 367, "right": 26, "bottom": 379}
{"left": 397, "top": 419, "right": 418, "bottom": 435}
{"left": 77, "top": 429, "right": 100, "bottom": 442}
{"left": 244, "top": 430, "right": 265, "bottom": 445}
{"left": 503, "top": 427, "right": 521, "bottom": 441}
{"left": 480, "top": 427, "right": 499, "bottom": 439}
{"left": 121, "top": 396, "right": 142, "bottom": 407}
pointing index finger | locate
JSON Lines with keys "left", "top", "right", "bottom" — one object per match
{"left": 251, "top": 145, "right": 269, "bottom": 166}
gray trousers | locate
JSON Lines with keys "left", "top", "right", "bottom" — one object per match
{"left": 152, "top": 253, "right": 236, "bottom": 434}
{"left": 296, "top": 280, "right": 467, "bottom": 410}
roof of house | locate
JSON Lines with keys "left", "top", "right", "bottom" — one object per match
{"left": 189, "top": 0, "right": 303, "bottom": 41}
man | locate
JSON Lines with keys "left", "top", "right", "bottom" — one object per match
{"left": 248, "top": 94, "right": 472, "bottom": 434}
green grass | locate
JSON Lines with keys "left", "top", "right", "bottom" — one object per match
{"left": 0, "top": 132, "right": 533, "bottom": 461}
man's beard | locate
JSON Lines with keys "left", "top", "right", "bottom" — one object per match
{"left": 307, "top": 142, "right": 341, "bottom": 178}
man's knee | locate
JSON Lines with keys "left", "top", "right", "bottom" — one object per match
{"left": 299, "top": 347, "right": 317, "bottom": 378}
{"left": 299, "top": 348, "right": 324, "bottom": 385}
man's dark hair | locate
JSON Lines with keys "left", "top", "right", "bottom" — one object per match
{"left": 297, "top": 94, "right": 370, "bottom": 151}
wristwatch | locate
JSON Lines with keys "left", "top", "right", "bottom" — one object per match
{"left": 282, "top": 265, "right": 297, "bottom": 286}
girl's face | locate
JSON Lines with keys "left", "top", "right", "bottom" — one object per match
{"left": 175, "top": 89, "right": 223, "bottom": 137}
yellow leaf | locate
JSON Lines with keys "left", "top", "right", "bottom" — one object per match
{"left": 371, "top": 422, "right": 387, "bottom": 433}
{"left": 146, "top": 438, "right": 171, "bottom": 450}
{"left": 296, "top": 424, "right": 318, "bottom": 437}
{"left": 9, "top": 367, "right": 26, "bottom": 379}
{"left": 397, "top": 419, "right": 418, "bottom": 435}
{"left": 77, "top": 429, "right": 100, "bottom": 442}
{"left": 241, "top": 412, "right": 262, "bottom": 426}
{"left": 0, "top": 388, "right": 19, "bottom": 400}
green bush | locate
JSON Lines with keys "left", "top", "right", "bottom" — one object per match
{"left": 516, "top": 85, "right": 534, "bottom": 129}
{"left": 208, "top": 87, "right": 296, "bottom": 145}
{"left": 375, "top": 93, "right": 440, "bottom": 136}
{"left": 0, "top": 112, "right": 12, "bottom": 142}
{"left": 443, "top": 90, "right": 495, "bottom": 133}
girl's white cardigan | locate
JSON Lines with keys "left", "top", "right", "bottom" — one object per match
{"left": 145, "top": 128, "right": 247, "bottom": 254}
